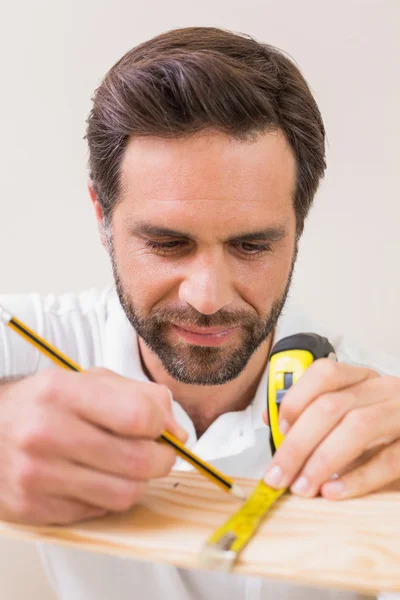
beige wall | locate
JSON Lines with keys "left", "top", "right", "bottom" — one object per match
{"left": 0, "top": 0, "right": 398, "bottom": 598}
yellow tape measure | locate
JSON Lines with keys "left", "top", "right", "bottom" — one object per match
{"left": 200, "top": 333, "right": 335, "bottom": 570}
{"left": 201, "top": 480, "right": 286, "bottom": 570}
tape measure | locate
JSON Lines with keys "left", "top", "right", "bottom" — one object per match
{"left": 200, "top": 333, "right": 335, "bottom": 570}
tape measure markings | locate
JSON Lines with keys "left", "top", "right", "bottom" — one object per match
{"left": 200, "top": 481, "right": 286, "bottom": 569}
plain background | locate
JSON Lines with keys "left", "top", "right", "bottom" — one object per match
{"left": 0, "top": 1, "right": 398, "bottom": 598}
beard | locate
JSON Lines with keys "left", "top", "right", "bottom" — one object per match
{"left": 110, "top": 245, "right": 296, "bottom": 386}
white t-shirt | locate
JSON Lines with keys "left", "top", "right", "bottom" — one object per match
{"left": 0, "top": 287, "right": 399, "bottom": 600}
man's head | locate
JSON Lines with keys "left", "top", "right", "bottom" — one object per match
{"left": 86, "top": 27, "right": 326, "bottom": 385}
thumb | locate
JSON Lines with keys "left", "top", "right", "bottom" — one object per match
{"left": 262, "top": 408, "right": 269, "bottom": 426}
{"left": 157, "top": 385, "right": 189, "bottom": 444}
{"left": 164, "top": 413, "right": 189, "bottom": 444}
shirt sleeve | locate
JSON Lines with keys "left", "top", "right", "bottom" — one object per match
{"left": 0, "top": 289, "right": 109, "bottom": 378}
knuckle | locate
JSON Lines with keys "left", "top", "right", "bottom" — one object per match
{"left": 279, "top": 396, "right": 297, "bottom": 421}
{"left": 34, "top": 370, "right": 61, "bottom": 403}
{"left": 313, "top": 358, "right": 338, "bottom": 384}
{"left": 123, "top": 442, "right": 175, "bottom": 479}
{"left": 127, "top": 405, "right": 149, "bottom": 434}
{"left": 17, "top": 420, "right": 50, "bottom": 452}
{"left": 316, "top": 393, "right": 342, "bottom": 418}
{"left": 128, "top": 402, "right": 163, "bottom": 437}
{"left": 344, "top": 409, "right": 374, "bottom": 439}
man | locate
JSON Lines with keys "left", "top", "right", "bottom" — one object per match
{"left": 0, "top": 26, "right": 399, "bottom": 600}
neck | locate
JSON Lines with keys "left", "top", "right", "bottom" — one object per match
{"left": 138, "top": 334, "right": 274, "bottom": 438}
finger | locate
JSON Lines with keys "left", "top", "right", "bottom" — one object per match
{"left": 42, "top": 497, "right": 108, "bottom": 525}
{"left": 66, "top": 428, "right": 177, "bottom": 480}
{"left": 158, "top": 387, "right": 188, "bottom": 442}
{"left": 321, "top": 439, "right": 400, "bottom": 500}
{"left": 278, "top": 359, "right": 379, "bottom": 432}
{"left": 135, "top": 383, "right": 188, "bottom": 442}
{"left": 38, "top": 368, "right": 188, "bottom": 443}
{"left": 289, "top": 400, "right": 400, "bottom": 497}
{"left": 335, "top": 446, "right": 384, "bottom": 477}
{"left": 66, "top": 371, "right": 169, "bottom": 439}
{"left": 164, "top": 416, "right": 189, "bottom": 443}
{"left": 264, "top": 376, "right": 391, "bottom": 490}
{"left": 41, "top": 459, "right": 148, "bottom": 512}
{"left": 31, "top": 410, "right": 178, "bottom": 479}
{"left": 85, "top": 372, "right": 188, "bottom": 441}
{"left": 9, "top": 494, "right": 107, "bottom": 526}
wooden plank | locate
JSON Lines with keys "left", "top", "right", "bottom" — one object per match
{"left": 0, "top": 470, "right": 399, "bottom": 595}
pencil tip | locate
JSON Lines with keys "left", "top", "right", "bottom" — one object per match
{"left": 231, "top": 483, "right": 247, "bottom": 501}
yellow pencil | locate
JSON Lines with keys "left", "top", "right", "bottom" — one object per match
{"left": 0, "top": 304, "right": 246, "bottom": 500}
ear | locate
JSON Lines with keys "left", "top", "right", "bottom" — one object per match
{"left": 88, "top": 181, "right": 109, "bottom": 251}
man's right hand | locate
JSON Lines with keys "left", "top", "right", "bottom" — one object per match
{"left": 0, "top": 368, "right": 187, "bottom": 526}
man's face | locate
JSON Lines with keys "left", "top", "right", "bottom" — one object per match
{"left": 108, "top": 130, "right": 298, "bottom": 385}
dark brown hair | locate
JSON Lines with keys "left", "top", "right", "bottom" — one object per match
{"left": 86, "top": 27, "right": 326, "bottom": 236}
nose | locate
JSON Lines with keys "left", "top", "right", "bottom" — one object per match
{"left": 178, "top": 251, "right": 234, "bottom": 315}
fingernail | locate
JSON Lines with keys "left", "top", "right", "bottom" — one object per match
{"left": 322, "top": 480, "right": 345, "bottom": 498}
{"left": 291, "top": 475, "right": 310, "bottom": 496}
{"left": 264, "top": 465, "right": 284, "bottom": 488}
{"left": 167, "top": 419, "right": 188, "bottom": 442}
{"left": 279, "top": 419, "right": 290, "bottom": 435}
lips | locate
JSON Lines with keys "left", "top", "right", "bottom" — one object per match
{"left": 169, "top": 323, "right": 237, "bottom": 347}
{"left": 174, "top": 324, "right": 235, "bottom": 335}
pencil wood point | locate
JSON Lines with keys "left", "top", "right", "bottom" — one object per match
{"left": 231, "top": 483, "right": 247, "bottom": 500}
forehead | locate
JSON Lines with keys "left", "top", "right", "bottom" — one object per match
{"left": 118, "top": 130, "right": 296, "bottom": 233}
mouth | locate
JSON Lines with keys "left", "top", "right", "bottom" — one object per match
{"left": 170, "top": 324, "right": 238, "bottom": 347}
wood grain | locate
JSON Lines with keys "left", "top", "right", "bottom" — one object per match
{"left": 0, "top": 471, "right": 399, "bottom": 595}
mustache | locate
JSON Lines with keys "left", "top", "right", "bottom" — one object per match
{"left": 149, "top": 306, "right": 260, "bottom": 328}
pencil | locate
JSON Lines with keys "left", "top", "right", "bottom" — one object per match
{"left": 0, "top": 304, "right": 246, "bottom": 500}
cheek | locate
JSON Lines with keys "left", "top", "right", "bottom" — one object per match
{"left": 237, "top": 251, "right": 294, "bottom": 314}
{"left": 114, "top": 241, "right": 179, "bottom": 309}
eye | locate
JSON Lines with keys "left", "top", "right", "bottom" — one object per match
{"left": 235, "top": 242, "right": 272, "bottom": 257}
{"left": 144, "top": 239, "right": 185, "bottom": 253}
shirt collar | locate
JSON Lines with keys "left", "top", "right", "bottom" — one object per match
{"left": 102, "top": 289, "right": 294, "bottom": 460}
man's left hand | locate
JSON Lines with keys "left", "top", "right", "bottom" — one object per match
{"left": 263, "top": 359, "right": 400, "bottom": 499}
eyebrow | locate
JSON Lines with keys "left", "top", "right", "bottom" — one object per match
{"left": 131, "top": 221, "right": 287, "bottom": 243}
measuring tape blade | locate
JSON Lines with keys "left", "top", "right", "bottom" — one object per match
{"left": 200, "top": 480, "right": 286, "bottom": 570}
{"left": 199, "top": 334, "right": 334, "bottom": 570}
